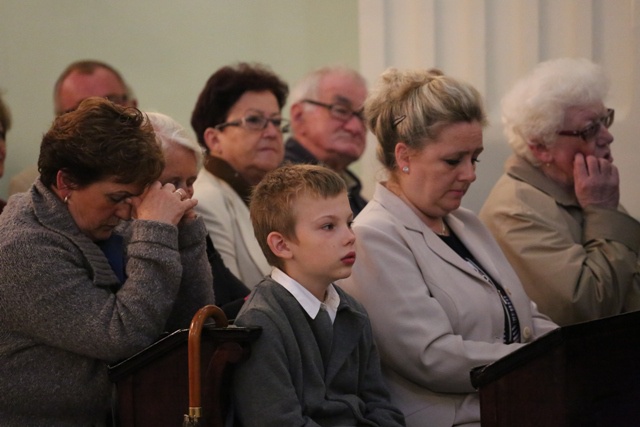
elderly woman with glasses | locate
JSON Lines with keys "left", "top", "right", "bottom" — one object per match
{"left": 191, "top": 62, "right": 289, "bottom": 290}
{"left": 480, "top": 57, "right": 640, "bottom": 326}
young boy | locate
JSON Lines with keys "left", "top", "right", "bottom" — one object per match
{"left": 232, "top": 164, "right": 405, "bottom": 427}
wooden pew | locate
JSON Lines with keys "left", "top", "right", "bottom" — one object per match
{"left": 471, "top": 310, "right": 640, "bottom": 427}
{"left": 109, "top": 306, "right": 261, "bottom": 427}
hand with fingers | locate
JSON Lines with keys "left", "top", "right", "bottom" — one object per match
{"left": 573, "top": 153, "right": 620, "bottom": 209}
{"left": 129, "top": 182, "right": 199, "bottom": 225}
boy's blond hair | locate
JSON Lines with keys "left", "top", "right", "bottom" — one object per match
{"left": 250, "top": 164, "right": 347, "bottom": 269}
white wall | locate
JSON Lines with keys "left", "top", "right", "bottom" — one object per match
{"left": 358, "top": 0, "right": 640, "bottom": 219}
{"left": 5, "top": 0, "right": 638, "bottom": 219}
{"left": 0, "top": 0, "right": 360, "bottom": 200}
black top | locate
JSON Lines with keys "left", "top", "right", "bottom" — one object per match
{"left": 439, "top": 225, "right": 521, "bottom": 344}
{"left": 206, "top": 235, "right": 250, "bottom": 320}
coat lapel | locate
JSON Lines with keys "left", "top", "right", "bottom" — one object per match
{"left": 375, "top": 183, "right": 501, "bottom": 287}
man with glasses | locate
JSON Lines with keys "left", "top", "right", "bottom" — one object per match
{"left": 286, "top": 66, "right": 369, "bottom": 216}
{"left": 480, "top": 57, "right": 640, "bottom": 326}
{"left": 9, "top": 60, "right": 136, "bottom": 195}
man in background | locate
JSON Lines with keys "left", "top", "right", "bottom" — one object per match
{"left": 9, "top": 60, "right": 136, "bottom": 195}
{"left": 285, "top": 66, "right": 369, "bottom": 216}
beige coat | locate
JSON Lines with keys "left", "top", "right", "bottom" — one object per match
{"left": 340, "top": 183, "right": 556, "bottom": 427}
{"left": 480, "top": 155, "right": 640, "bottom": 326}
{"left": 193, "top": 168, "right": 270, "bottom": 288}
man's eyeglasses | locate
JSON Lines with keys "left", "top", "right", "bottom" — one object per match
{"left": 215, "top": 111, "right": 290, "bottom": 133}
{"left": 557, "top": 108, "right": 615, "bottom": 141}
{"left": 302, "top": 99, "right": 364, "bottom": 123}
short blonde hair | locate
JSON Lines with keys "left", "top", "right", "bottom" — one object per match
{"left": 250, "top": 164, "right": 347, "bottom": 269}
{"left": 366, "top": 67, "right": 487, "bottom": 172}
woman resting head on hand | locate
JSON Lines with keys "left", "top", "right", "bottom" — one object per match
{"left": 146, "top": 111, "right": 203, "bottom": 219}
{"left": 480, "top": 57, "right": 640, "bottom": 326}
{"left": 146, "top": 111, "right": 247, "bottom": 319}
{"left": 0, "top": 97, "right": 213, "bottom": 426}
{"left": 40, "top": 100, "right": 198, "bottom": 233}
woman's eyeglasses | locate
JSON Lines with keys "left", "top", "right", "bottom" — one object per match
{"left": 215, "top": 111, "right": 290, "bottom": 133}
{"left": 557, "top": 108, "right": 615, "bottom": 141}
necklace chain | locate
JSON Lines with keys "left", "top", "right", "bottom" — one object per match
{"left": 435, "top": 220, "right": 447, "bottom": 236}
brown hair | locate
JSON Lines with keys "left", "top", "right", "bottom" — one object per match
{"left": 250, "top": 164, "right": 347, "bottom": 269}
{"left": 190, "top": 62, "right": 289, "bottom": 149}
{"left": 39, "top": 97, "right": 163, "bottom": 188}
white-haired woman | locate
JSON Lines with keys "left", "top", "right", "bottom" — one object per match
{"left": 147, "top": 112, "right": 250, "bottom": 318}
{"left": 339, "top": 68, "right": 557, "bottom": 427}
{"left": 479, "top": 58, "right": 640, "bottom": 326}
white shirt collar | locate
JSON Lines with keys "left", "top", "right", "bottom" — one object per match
{"left": 271, "top": 267, "right": 340, "bottom": 323}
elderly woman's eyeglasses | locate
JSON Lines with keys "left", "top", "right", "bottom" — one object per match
{"left": 557, "top": 108, "right": 615, "bottom": 141}
{"left": 302, "top": 99, "right": 364, "bottom": 123}
{"left": 215, "top": 112, "right": 290, "bottom": 133}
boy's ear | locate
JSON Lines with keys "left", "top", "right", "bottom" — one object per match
{"left": 266, "top": 231, "right": 293, "bottom": 260}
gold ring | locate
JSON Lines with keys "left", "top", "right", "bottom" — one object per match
{"left": 175, "top": 188, "right": 187, "bottom": 200}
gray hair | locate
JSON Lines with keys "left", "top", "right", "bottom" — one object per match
{"left": 146, "top": 112, "right": 203, "bottom": 169}
{"left": 289, "top": 65, "right": 367, "bottom": 105}
{"left": 366, "top": 67, "right": 487, "bottom": 172}
{"left": 501, "top": 57, "right": 609, "bottom": 166}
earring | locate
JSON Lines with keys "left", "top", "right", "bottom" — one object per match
{"left": 402, "top": 166, "right": 409, "bottom": 174}
{"left": 63, "top": 194, "right": 70, "bottom": 204}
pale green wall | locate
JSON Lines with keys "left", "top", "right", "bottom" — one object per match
{"left": 0, "top": 0, "right": 359, "bottom": 200}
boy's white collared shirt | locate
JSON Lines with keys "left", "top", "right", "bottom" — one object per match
{"left": 271, "top": 267, "right": 340, "bottom": 323}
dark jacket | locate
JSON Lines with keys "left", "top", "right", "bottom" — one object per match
{"left": 284, "top": 137, "right": 368, "bottom": 216}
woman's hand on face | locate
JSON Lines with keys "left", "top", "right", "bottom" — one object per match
{"left": 573, "top": 153, "right": 620, "bottom": 209}
{"left": 180, "top": 206, "right": 199, "bottom": 223}
{"left": 129, "top": 182, "right": 198, "bottom": 226}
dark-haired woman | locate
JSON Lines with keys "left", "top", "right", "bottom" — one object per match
{"left": 0, "top": 98, "right": 214, "bottom": 425}
{"left": 191, "top": 62, "right": 289, "bottom": 292}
